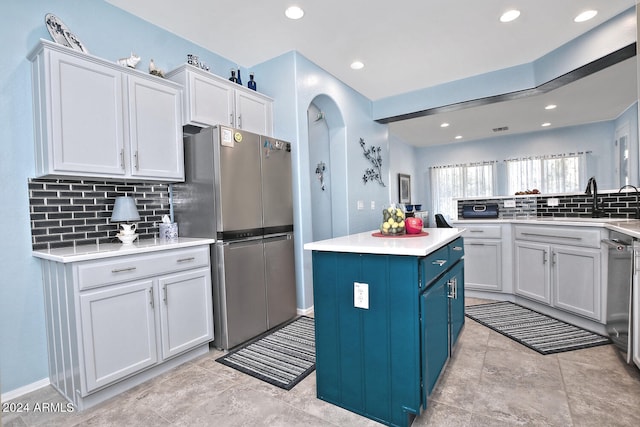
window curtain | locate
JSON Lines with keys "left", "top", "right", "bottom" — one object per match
{"left": 430, "top": 161, "right": 496, "bottom": 219}
{"left": 505, "top": 152, "right": 588, "bottom": 195}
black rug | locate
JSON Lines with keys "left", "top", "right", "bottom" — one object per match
{"left": 216, "top": 316, "right": 315, "bottom": 390}
{"left": 465, "top": 301, "right": 610, "bottom": 355}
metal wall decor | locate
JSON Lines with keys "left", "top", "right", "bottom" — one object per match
{"left": 315, "top": 161, "right": 326, "bottom": 191}
{"left": 360, "top": 138, "right": 385, "bottom": 187}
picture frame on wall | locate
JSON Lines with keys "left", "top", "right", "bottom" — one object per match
{"left": 398, "top": 174, "right": 411, "bottom": 204}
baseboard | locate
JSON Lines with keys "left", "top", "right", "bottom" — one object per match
{"left": 1, "top": 378, "right": 50, "bottom": 402}
{"left": 297, "top": 305, "right": 314, "bottom": 316}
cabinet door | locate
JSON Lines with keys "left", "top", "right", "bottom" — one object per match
{"left": 48, "top": 50, "right": 125, "bottom": 176}
{"left": 187, "top": 71, "right": 234, "bottom": 127}
{"left": 127, "top": 75, "right": 184, "bottom": 181}
{"left": 235, "top": 90, "right": 273, "bottom": 136}
{"left": 421, "top": 276, "right": 449, "bottom": 400}
{"left": 80, "top": 280, "right": 157, "bottom": 392}
{"left": 448, "top": 262, "right": 465, "bottom": 350}
{"left": 514, "top": 241, "right": 551, "bottom": 304}
{"left": 464, "top": 240, "right": 502, "bottom": 291}
{"left": 158, "top": 268, "right": 214, "bottom": 359}
{"left": 552, "top": 246, "right": 601, "bottom": 320}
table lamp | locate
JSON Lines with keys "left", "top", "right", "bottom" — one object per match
{"left": 111, "top": 196, "right": 141, "bottom": 244}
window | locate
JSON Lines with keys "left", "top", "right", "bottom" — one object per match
{"left": 430, "top": 161, "right": 496, "bottom": 219}
{"left": 505, "top": 152, "right": 586, "bottom": 195}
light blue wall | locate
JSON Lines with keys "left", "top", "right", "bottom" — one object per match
{"left": 414, "top": 117, "right": 638, "bottom": 219}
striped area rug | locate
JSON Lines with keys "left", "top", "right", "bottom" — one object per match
{"left": 465, "top": 301, "right": 610, "bottom": 355}
{"left": 216, "top": 316, "right": 315, "bottom": 390}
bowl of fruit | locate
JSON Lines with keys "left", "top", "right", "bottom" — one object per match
{"left": 380, "top": 206, "right": 406, "bottom": 235}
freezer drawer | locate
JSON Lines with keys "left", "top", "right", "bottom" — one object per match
{"left": 215, "top": 239, "right": 267, "bottom": 349}
{"left": 264, "top": 233, "right": 297, "bottom": 328}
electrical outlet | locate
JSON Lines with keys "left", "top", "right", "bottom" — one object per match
{"left": 357, "top": 200, "right": 364, "bottom": 210}
{"left": 504, "top": 199, "right": 516, "bottom": 208}
{"left": 547, "top": 198, "right": 559, "bottom": 207}
{"left": 354, "top": 282, "right": 369, "bottom": 309}
{"left": 371, "top": 201, "right": 376, "bottom": 210}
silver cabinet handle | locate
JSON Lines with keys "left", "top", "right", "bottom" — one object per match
{"left": 230, "top": 113, "right": 234, "bottom": 126}
{"left": 469, "top": 243, "right": 485, "bottom": 246}
{"left": 238, "top": 113, "right": 242, "bottom": 129}
{"left": 552, "top": 251, "right": 557, "bottom": 265}
{"left": 119, "top": 149, "right": 125, "bottom": 169}
{"left": 177, "top": 257, "right": 195, "bottom": 263}
{"left": 521, "top": 232, "right": 581, "bottom": 241}
{"left": 149, "top": 287, "right": 154, "bottom": 308}
{"left": 111, "top": 266, "right": 136, "bottom": 273}
{"left": 134, "top": 150, "right": 139, "bottom": 170}
{"left": 469, "top": 230, "right": 484, "bottom": 233}
{"left": 432, "top": 259, "right": 447, "bottom": 266}
{"left": 543, "top": 250, "right": 547, "bottom": 264}
{"left": 452, "top": 246, "right": 463, "bottom": 251}
{"left": 163, "top": 284, "right": 167, "bottom": 304}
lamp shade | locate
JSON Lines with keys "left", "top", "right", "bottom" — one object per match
{"left": 111, "top": 196, "right": 140, "bottom": 222}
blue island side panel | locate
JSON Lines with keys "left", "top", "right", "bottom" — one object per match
{"left": 312, "top": 251, "right": 422, "bottom": 427}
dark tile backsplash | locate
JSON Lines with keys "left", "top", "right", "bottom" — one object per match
{"left": 458, "top": 190, "right": 640, "bottom": 220}
{"left": 29, "top": 178, "right": 171, "bottom": 250}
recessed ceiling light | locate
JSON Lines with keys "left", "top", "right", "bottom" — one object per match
{"left": 545, "top": 104, "right": 557, "bottom": 110}
{"left": 440, "top": 122, "right": 450, "bottom": 128}
{"left": 350, "top": 61, "right": 364, "bottom": 70}
{"left": 500, "top": 10, "right": 521, "bottom": 23}
{"left": 574, "top": 10, "right": 597, "bottom": 23}
{"left": 455, "top": 135, "right": 463, "bottom": 140}
{"left": 541, "top": 122, "right": 551, "bottom": 127}
{"left": 285, "top": 6, "right": 304, "bottom": 20}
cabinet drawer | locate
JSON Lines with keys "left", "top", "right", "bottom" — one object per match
{"left": 514, "top": 225, "right": 601, "bottom": 248}
{"left": 462, "top": 225, "right": 501, "bottom": 239}
{"left": 449, "top": 237, "right": 465, "bottom": 264}
{"left": 76, "top": 246, "right": 210, "bottom": 290}
{"left": 423, "top": 245, "right": 449, "bottom": 284}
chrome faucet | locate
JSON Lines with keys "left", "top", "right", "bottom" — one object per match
{"left": 585, "top": 176, "right": 605, "bottom": 218}
{"left": 618, "top": 184, "right": 640, "bottom": 219}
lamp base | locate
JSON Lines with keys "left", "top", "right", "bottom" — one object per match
{"left": 117, "top": 233, "right": 138, "bottom": 245}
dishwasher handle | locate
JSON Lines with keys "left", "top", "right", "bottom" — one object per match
{"left": 602, "top": 239, "right": 632, "bottom": 250}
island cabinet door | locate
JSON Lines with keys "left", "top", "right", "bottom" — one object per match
{"left": 312, "top": 251, "right": 422, "bottom": 427}
{"left": 420, "top": 274, "right": 449, "bottom": 399}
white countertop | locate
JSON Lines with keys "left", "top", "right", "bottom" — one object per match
{"left": 303, "top": 228, "right": 464, "bottom": 256}
{"left": 32, "top": 237, "right": 215, "bottom": 263}
{"left": 452, "top": 218, "right": 640, "bottom": 239}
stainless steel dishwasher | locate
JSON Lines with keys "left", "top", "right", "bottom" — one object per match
{"left": 603, "top": 231, "right": 633, "bottom": 363}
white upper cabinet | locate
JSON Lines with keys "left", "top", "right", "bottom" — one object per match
{"left": 28, "top": 40, "right": 184, "bottom": 182}
{"left": 167, "top": 64, "right": 274, "bottom": 136}
{"left": 127, "top": 75, "right": 184, "bottom": 180}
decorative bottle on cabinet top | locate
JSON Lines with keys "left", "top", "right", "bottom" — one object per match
{"left": 236, "top": 69, "right": 242, "bottom": 85}
{"left": 248, "top": 72, "right": 257, "bottom": 91}
{"left": 229, "top": 69, "right": 238, "bottom": 83}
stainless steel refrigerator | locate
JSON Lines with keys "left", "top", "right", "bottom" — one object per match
{"left": 173, "top": 125, "right": 296, "bottom": 350}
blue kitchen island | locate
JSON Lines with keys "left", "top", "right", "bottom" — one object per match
{"left": 304, "top": 229, "right": 465, "bottom": 427}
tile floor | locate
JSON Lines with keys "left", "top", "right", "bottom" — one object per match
{"left": 3, "top": 298, "right": 640, "bottom": 426}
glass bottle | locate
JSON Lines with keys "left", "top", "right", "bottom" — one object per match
{"left": 229, "top": 69, "right": 237, "bottom": 83}
{"left": 248, "top": 72, "right": 257, "bottom": 91}
{"left": 236, "top": 68, "right": 242, "bottom": 85}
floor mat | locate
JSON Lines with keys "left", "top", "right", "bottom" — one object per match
{"left": 465, "top": 301, "right": 610, "bottom": 355}
{"left": 216, "top": 316, "right": 315, "bottom": 390}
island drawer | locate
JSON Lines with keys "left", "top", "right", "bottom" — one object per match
{"left": 461, "top": 225, "right": 501, "bottom": 239}
{"left": 449, "top": 237, "right": 464, "bottom": 264}
{"left": 514, "top": 225, "right": 601, "bottom": 248}
{"left": 423, "top": 245, "right": 450, "bottom": 284}
{"left": 75, "top": 246, "right": 210, "bottom": 290}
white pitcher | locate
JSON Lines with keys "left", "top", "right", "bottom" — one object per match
{"left": 120, "top": 223, "right": 137, "bottom": 235}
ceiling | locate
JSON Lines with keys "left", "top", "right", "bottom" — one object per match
{"left": 106, "top": 0, "right": 637, "bottom": 146}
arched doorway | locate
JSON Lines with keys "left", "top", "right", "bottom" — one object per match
{"left": 307, "top": 95, "right": 346, "bottom": 240}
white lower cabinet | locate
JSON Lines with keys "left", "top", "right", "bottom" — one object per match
{"left": 514, "top": 225, "right": 603, "bottom": 321}
{"left": 459, "top": 224, "right": 506, "bottom": 292}
{"left": 80, "top": 279, "right": 159, "bottom": 392}
{"left": 39, "top": 245, "right": 213, "bottom": 410}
